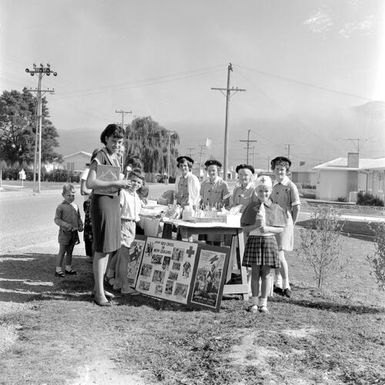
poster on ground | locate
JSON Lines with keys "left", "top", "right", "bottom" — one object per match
{"left": 135, "top": 237, "right": 199, "bottom": 304}
{"left": 126, "top": 235, "right": 146, "bottom": 288}
{"left": 189, "top": 245, "right": 230, "bottom": 312}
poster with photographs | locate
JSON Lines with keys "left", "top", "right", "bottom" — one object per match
{"left": 135, "top": 237, "right": 199, "bottom": 304}
{"left": 189, "top": 245, "right": 230, "bottom": 312}
{"left": 125, "top": 235, "right": 146, "bottom": 287}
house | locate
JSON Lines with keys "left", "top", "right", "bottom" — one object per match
{"left": 62, "top": 151, "right": 92, "bottom": 173}
{"left": 314, "top": 152, "right": 385, "bottom": 202}
{"left": 291, "top": 170, "right": 317, "bottom": 188}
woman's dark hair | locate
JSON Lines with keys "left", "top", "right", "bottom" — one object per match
{"left": 100, "top": 124, "right": 124, "bottom": 145}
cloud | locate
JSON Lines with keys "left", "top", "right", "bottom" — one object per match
{"left": 303, "top": 8, "right": 333, "bottom": 34}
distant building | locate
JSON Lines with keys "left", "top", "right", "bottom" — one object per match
{"left": 314, "top": 152, "right": 385, "bottom": 202}
{"left": 291, "top": 170, "right": 317, "bottom": 188}
{"left": 62, "top": 151, "right": 92, "bottom": 173}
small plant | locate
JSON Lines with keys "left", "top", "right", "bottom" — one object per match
{"left": 357, "top": 191, "right": 384, "bottom": 207}
{"left": 298, "top": 206, "right": 345, "bottom": 288}
{"left": 336, "top": 196, "right": 347, "bottom": 202}
{"left": 367, "top": 222, "right": 385, "bottom": 290}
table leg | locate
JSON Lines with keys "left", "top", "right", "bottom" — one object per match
{"left": 223, "top": 229, "right": 249, "bottom": 301}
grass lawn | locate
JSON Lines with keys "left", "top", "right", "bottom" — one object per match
{"left": 0, "top": 224, "right": 384, "bottom": 385}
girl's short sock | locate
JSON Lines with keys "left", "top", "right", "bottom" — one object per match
{"left": 65, "top": 265, "right": 72, "bottom": 272}
{"left": 258, "top": 297, "right": 267, "bottom": 307}
{"left": 251, "top": 296, "right": 258, "bottom": 306}
{"left": 56, "top": 267, "right": 63, "bottom": 273}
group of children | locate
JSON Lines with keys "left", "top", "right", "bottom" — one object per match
{"left": 54, "top": 153, "right": 300, "bottom": 314}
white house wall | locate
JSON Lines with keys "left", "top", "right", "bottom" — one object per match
{"left": 316, "top": 170, "right": 350, "bottom": 200}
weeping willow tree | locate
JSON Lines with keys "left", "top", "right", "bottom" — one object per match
{"left": 125, "top": 116, "right": 179, "bottom": 176}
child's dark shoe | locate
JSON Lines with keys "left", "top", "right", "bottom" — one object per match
{"left": 55, "top": 271, "right": 65, "bottom": 278}
{"left": 273, "top": 285, "right": 283, "bottom": 295}
{"left": 283, "top": 288, "right": 292, "bottom": 298}
{"left": 65, "top": 269, "right": 77, "bottom": 275}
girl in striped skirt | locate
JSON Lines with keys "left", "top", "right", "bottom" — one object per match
{"left": 241, "top": 176, "right": 287, "bottom": 313}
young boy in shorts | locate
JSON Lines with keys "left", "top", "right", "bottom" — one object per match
{"left": 54, "top": 184, "right": 84, "bottom": 277}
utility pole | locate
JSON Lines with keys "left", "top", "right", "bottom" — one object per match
{"left": 211, "top": 63, "right": 246, "bottom": 180}
{"left": 198, "top": 144, "right": 206, "bottom": 178}
{"left": 115, "top": 109, "right": 132, "bottom": 169}
{"left": 25, "top": 64, "right": 57, "bottom": 193}
{"left": 186, "top": 147, "right": 194, "bottom": 158}
{"left": 239, "top": 129, "right": 257, "bottom": 164}
{"left": 165, "top": 130, "right": 176, "bottom": 184}
{"left": 285, "top": 144, "right": 294, "bottom": 159}
{"left": 115, "top": 109, "right": 132, "bottom": 131}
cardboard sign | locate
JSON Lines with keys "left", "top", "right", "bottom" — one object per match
{"left": 93, "top": 164, "right": 120, "bottom": 196}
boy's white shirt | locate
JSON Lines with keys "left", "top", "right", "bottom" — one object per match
{"left": 120, "top": 189, "right": 141, "bottom": 221}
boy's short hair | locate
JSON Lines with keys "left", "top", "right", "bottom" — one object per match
{"left": 100, "top": 124, "right": 124, "bottom": 145}
{"left": 62, "top": 183, "right": 75, "bottom": 195}
{"left": 127, "top": 168, "right": 145, "bottom": 181}
{"left": 271, "top": 156, "right": 291, "bottom": 171}
{"left": 124, "top": 154, "right": 143, "bottom": 171}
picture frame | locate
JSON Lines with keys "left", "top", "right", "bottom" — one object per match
{"left": 125, "top": 235, "right": 146, "bottom": 288}
{"left": 135, "top": 237, "right": 199, "bottom": 304}
{"left": 189, "top": 244, "right": 231, "bottom": 312}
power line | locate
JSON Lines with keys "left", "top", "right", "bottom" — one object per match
{"left": 25, "top": 63, "right": 57, "bottom": 193}
{"left": 235, "top": 64, "right": 373, "bottom": 101}
{"left": 211, "top": 63, "right": 246, "bottom": 180}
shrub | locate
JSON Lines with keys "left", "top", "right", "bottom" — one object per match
{"left": 367, "top": 222, "right": 385, "bottom": 290}
{"left": 298, "top": 206, "right": 346, "bottom": 288}
{"left": 336, "top": 196, "right": 347, "bottom": 202}
{"left": 357, "top": 191, "right": 384, "bottom": 207}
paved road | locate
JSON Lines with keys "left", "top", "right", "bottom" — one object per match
{"left": 0, "top": 184, "right": 172, "bottom": 252}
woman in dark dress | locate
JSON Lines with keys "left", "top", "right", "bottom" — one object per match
{"left": 86, "top": 124, "right": 131, "bottom": 306}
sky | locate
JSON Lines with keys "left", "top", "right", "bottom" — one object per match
{"left": 1, "top": 0, "right": 385, "bottom": 171}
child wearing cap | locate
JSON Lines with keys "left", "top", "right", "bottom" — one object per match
{"left": 270, "top": 156, "right": 301, "bottom": 298}
{"left": 200, "top": 159, "right": 230, "bottom": 245}
{"left": 54, "top": 184, "right": 84, "bottom": 277}
{"left": 241, "top": 176, "right": 286, "bottom": 313}
{"left": 231, "top": 164, "right": 258, "bottom": 210}
{"left": 200, "top": 159, "right": 230, "bottom": 209}
{"left": 174, "top": 156, "right": 200, "bottom": 209}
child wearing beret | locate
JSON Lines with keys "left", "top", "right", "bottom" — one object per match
{"left": 270, "top": 156, "right": 301, "bottom": 298}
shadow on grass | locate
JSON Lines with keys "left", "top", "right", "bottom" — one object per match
{"left": 297, "top": 219, "right": 380, "bottom": 241}
{"left": 0, "top": 253, "right": 93, "bottom": 303}
{"left": 0, "top": 252, "right": 205, "bottom": 312}
{"left": 270, "top": 289, "right": 385, "bottom": 315}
